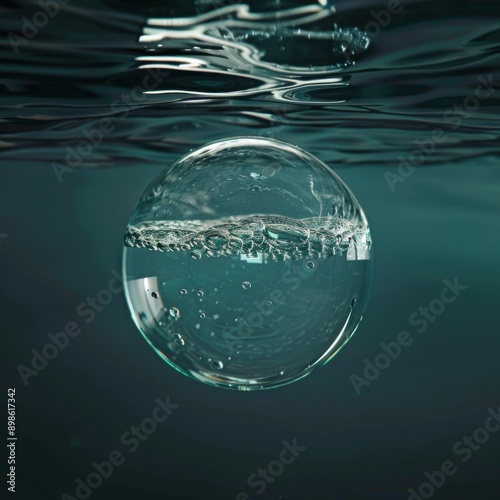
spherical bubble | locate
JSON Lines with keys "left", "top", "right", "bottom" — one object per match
{"left": 123, "top": 137, "right": 372, "bottom": 390}
{"left": 169, "top": 307, "right": 180, "bottom": 318}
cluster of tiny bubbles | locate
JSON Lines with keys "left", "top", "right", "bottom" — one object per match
{"left": 122, "top": 137, "right": 372, "bottom": 390}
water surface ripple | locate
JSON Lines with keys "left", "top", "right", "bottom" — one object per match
{"left": 0, "top": 0, "right": 499, "bottom": 168}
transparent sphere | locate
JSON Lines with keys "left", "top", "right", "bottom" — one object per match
{"left": 123, "top": 137, "right": 372, "bottom": 390}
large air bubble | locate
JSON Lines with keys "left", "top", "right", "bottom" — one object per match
{"left": 123, "top": 137, "right": 372, "bottom": 390}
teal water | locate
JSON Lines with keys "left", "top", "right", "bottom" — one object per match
{"left": 1, "top": 1, "right": 500, "bottom": 499}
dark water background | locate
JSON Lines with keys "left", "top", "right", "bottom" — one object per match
{"left": 1, "top": 0, "right": 500, "bottom": 499}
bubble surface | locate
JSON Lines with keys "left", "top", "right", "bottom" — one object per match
{"left": 123, "top": 137, "right": 372, "bottom": 390}
{"left": 169, "top": 307, "right": 180, "bottom": 318}
{"left": 172, "top": 333, "right": 185, "bottom": 346}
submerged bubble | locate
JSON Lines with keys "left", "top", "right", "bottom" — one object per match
{"left": 123, "top": 137, "right": 372, "bottom": 390}
{"left": 172, "top": 333, "right": 185, "bottom": 346}
{"left": 169, "top": 307, "right": 180, "bottom": 318}
{"left": 212, "top": 360, "right": 223, "bottom": 370}
{"left": 191, "top": 250, "right": 202, "bottom": 260}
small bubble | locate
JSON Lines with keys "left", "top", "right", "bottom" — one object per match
{"left": 242, "top": 281, "right": 252, "bottom": 290}
{"left": 180, "top": 289, "right": 187, "bottom": 295}
{"left": 212, "top": 360, "right": 223, "bottom": 370}
{"left": 172, "top": 333, "right": 185, "bottom": 346}
{"left": 306, "top": 261, "right": 315, "bottom": 269}
{"left": 213, "top": 314, "right": 219, "bottom": 320}
{"left": 151, "top": 291, "right": 159, "bottom": 299}
{"left": 267, "top": 301, "right": 272, "bottom": 306}
{"left": 195, "top": 323, "right": 201, "bottom": 330}
{"left": 278, "top": 366, "right": 286, "bottom": 376}
{"left": 250, "top": 172, "right": 266, "bottom": 181}
{"left": 200, "top": 312, "right": 206, "bottom": 318}
{"left": 169, "top": 307, "right": 180, "bottom": 318}
{"left": 191, "top": 250, "right": 202, "bottom": 259}
{"left": 351, "top": 297, "right": 357, "bottom": 308}
{"left": 197, "top": 290, "right": 204, "bottom": 297}
{"left": 210, "top": 332, "right": 215, "bottom": 337}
